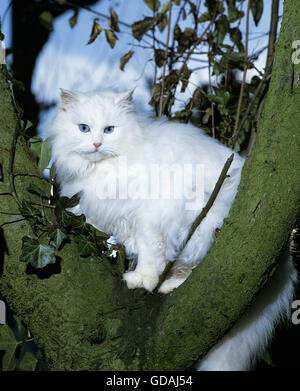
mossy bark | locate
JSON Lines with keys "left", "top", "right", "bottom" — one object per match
{"left": 0, "top": 0, "right": 300, "bottom": 370}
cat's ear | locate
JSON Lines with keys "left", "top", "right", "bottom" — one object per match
{"left": 60, "top": 89, "right": 78, "bottom": 107}
{"left": 115, "top": 88, "right": 135, "bottom": 104}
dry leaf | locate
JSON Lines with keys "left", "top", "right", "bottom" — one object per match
{"left": 105, "top": 29, "right": 118, "bottom": 48}
{"left": 120, "top": 50, "right": 134, "bottom": 71}
{"left": 87, "top": 18, "right": 103, "bottom": 45}
{"left": 108, "top": 8, "right": 120, "bottom": 32}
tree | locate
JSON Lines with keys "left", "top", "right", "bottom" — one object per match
{"left": 0, "top": 0, "right": 299, "bottom": 370}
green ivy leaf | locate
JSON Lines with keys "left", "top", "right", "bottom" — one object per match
{"left": 226, "top": 0, "right": 244, "bottom": 22}
{"left": 74, "top": 234, "right": 99, "bottom": 256}
{"left": 29, "top": 137, "right": 51, "bottom": 169}
{"left": 229, "top": 27, "right": 244, "bottom": 51}
{"left": 250, "top": 0, "right": 263, "bottom": 26}
{"left": 38, "top": 138, "right": 51, "bottom": 169}
{"left": 58, "top": 194, "right": 80, "bottom": 209}
{"left": 55, "top": 207, "right": 76, "bottom": 228}
{"left": 28, "top": 183, "right": 48, "bottom": 199}
{"left": 214, "top": 15, "right": 229, "bottom": 45}
{"left": 19, "top": 236, "right": 56, "bottom": 268}
{"left": 49, "top": 228, "right": 68, "bottom": 249}
{"left": 70, "top": 214, "right": 89, "bottom": 232}
{"left": 19, "top": 352, "right": 37, "bottom": 371}
{"left": 157, "top": 13, "right": 168, "bottom": 32}
{"left": 21, "top": 119, "right": 33, "bottom": 133}
{"left": 223, "top": 91, "right": 230, "bottom": 104}
{"left": 29, "top": 136, "right": 43, "bottom": 161}
{"left": 0, "top": 325, "right": 18, "bottom": 371}
{"left": 19, "top": 200, "right": 40, "bottom": 218}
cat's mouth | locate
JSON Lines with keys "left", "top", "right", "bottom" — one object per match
{"left": 81, "top": 148, "right": 113, "bottom": 162}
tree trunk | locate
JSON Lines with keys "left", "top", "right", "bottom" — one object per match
{"left": 0, "top": 0, "right": 299, "bottom": 370}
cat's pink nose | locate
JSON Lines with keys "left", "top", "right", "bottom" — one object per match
{"left": 93, "top": 142, "right": 102, "bottom": 149}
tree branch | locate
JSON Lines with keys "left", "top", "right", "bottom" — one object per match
{"left": 231, "top": 0, "right": 251, "bottom": 146}
{"left": 183, "top": 154, "right": 234, "bottom": 249}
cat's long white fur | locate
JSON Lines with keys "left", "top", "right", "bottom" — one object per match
{"left": 46, "top": 89, "right": 297, "bottom": 370}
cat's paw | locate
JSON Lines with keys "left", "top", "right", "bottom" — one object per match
{"left": 158, "top": 277, "right": 186, "bottom": 294}
{"left": 123, "top": 271, "right": 159, "bottom": 292}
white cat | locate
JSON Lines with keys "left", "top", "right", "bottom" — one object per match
{"left": 46, "top": 89, "right": 297, "bottom": 370}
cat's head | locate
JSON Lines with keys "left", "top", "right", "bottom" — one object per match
{"left": 46, "top": 89, "right": 141, "bottom": 178}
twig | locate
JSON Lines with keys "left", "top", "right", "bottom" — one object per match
{"left": 160, "top": 15, "right": 216, "bottom": 116}
{"left": 0, "top": 218, "right": 26, "bottom": 228}
{"left": 152, "top": 7, "right": 158, "bottom": 116}
{"left": 266, "top": 0, "right": 279, "bottom": 72}
{"left": 180, "top": 153, "right": 234, "bottom": 251}
{"left": 231, "top": 0, "right": 251, "bottom": 146}
{"left": 232, "top": 0, "right": 279, "bottom": 147}
{"left": 28, "top": 201, "right": 55, "bottom": 209}
{"left": 0, "top": 211, "right": 22, "bottom": 215}
{"left": 170, "top": 0, "right": 188, "bottom": 55}
{"left": 232, "top": 72, "right": 270, "bottom": 146}
{"left": 208, "top": 58, "right": 215, "bottom": 138}
{"left": 158, "top": 1, "right": 173, "bottom": 119}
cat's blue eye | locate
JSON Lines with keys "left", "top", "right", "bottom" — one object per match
{"left": 79, "top": 124, "right": 90, "bottom": 133}
{"left": 104, "top": 126, "right": 115, "bottom": 134}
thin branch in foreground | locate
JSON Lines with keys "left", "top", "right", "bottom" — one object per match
{"left": 156, "top": 153, "right": 235, "bottom": 292}
{"left": 181, "top": 153, "right": 234, "bottom": 250}
{"left": 0, "top": 210, "right": 22, "bottom": 216}
{"left": 231, "top": 0, "right": 280, "bottom": 148}
{"left": 158, "top": 1, "right": 173, "bottom": 120}
{"left": 231, "top": 0, "right": 251, "bottom": 146}
{"left": 160, "top": 15, "right": 216, "bottom": 117}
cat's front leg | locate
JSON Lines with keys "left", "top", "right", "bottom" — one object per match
{"left": 123, "top": 232, "right": 167, "bottom": 292}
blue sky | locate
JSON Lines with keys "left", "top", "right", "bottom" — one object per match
{"left": 0, "top": 0, "right": 283, "bottom": 133}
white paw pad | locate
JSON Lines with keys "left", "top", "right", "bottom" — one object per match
{"left": 123, "top": 271, "right": 159, "bottom": 292}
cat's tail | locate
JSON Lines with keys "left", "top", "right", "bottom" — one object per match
{"left": 196, "top": 249, "right": 298, "bottom": 371}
